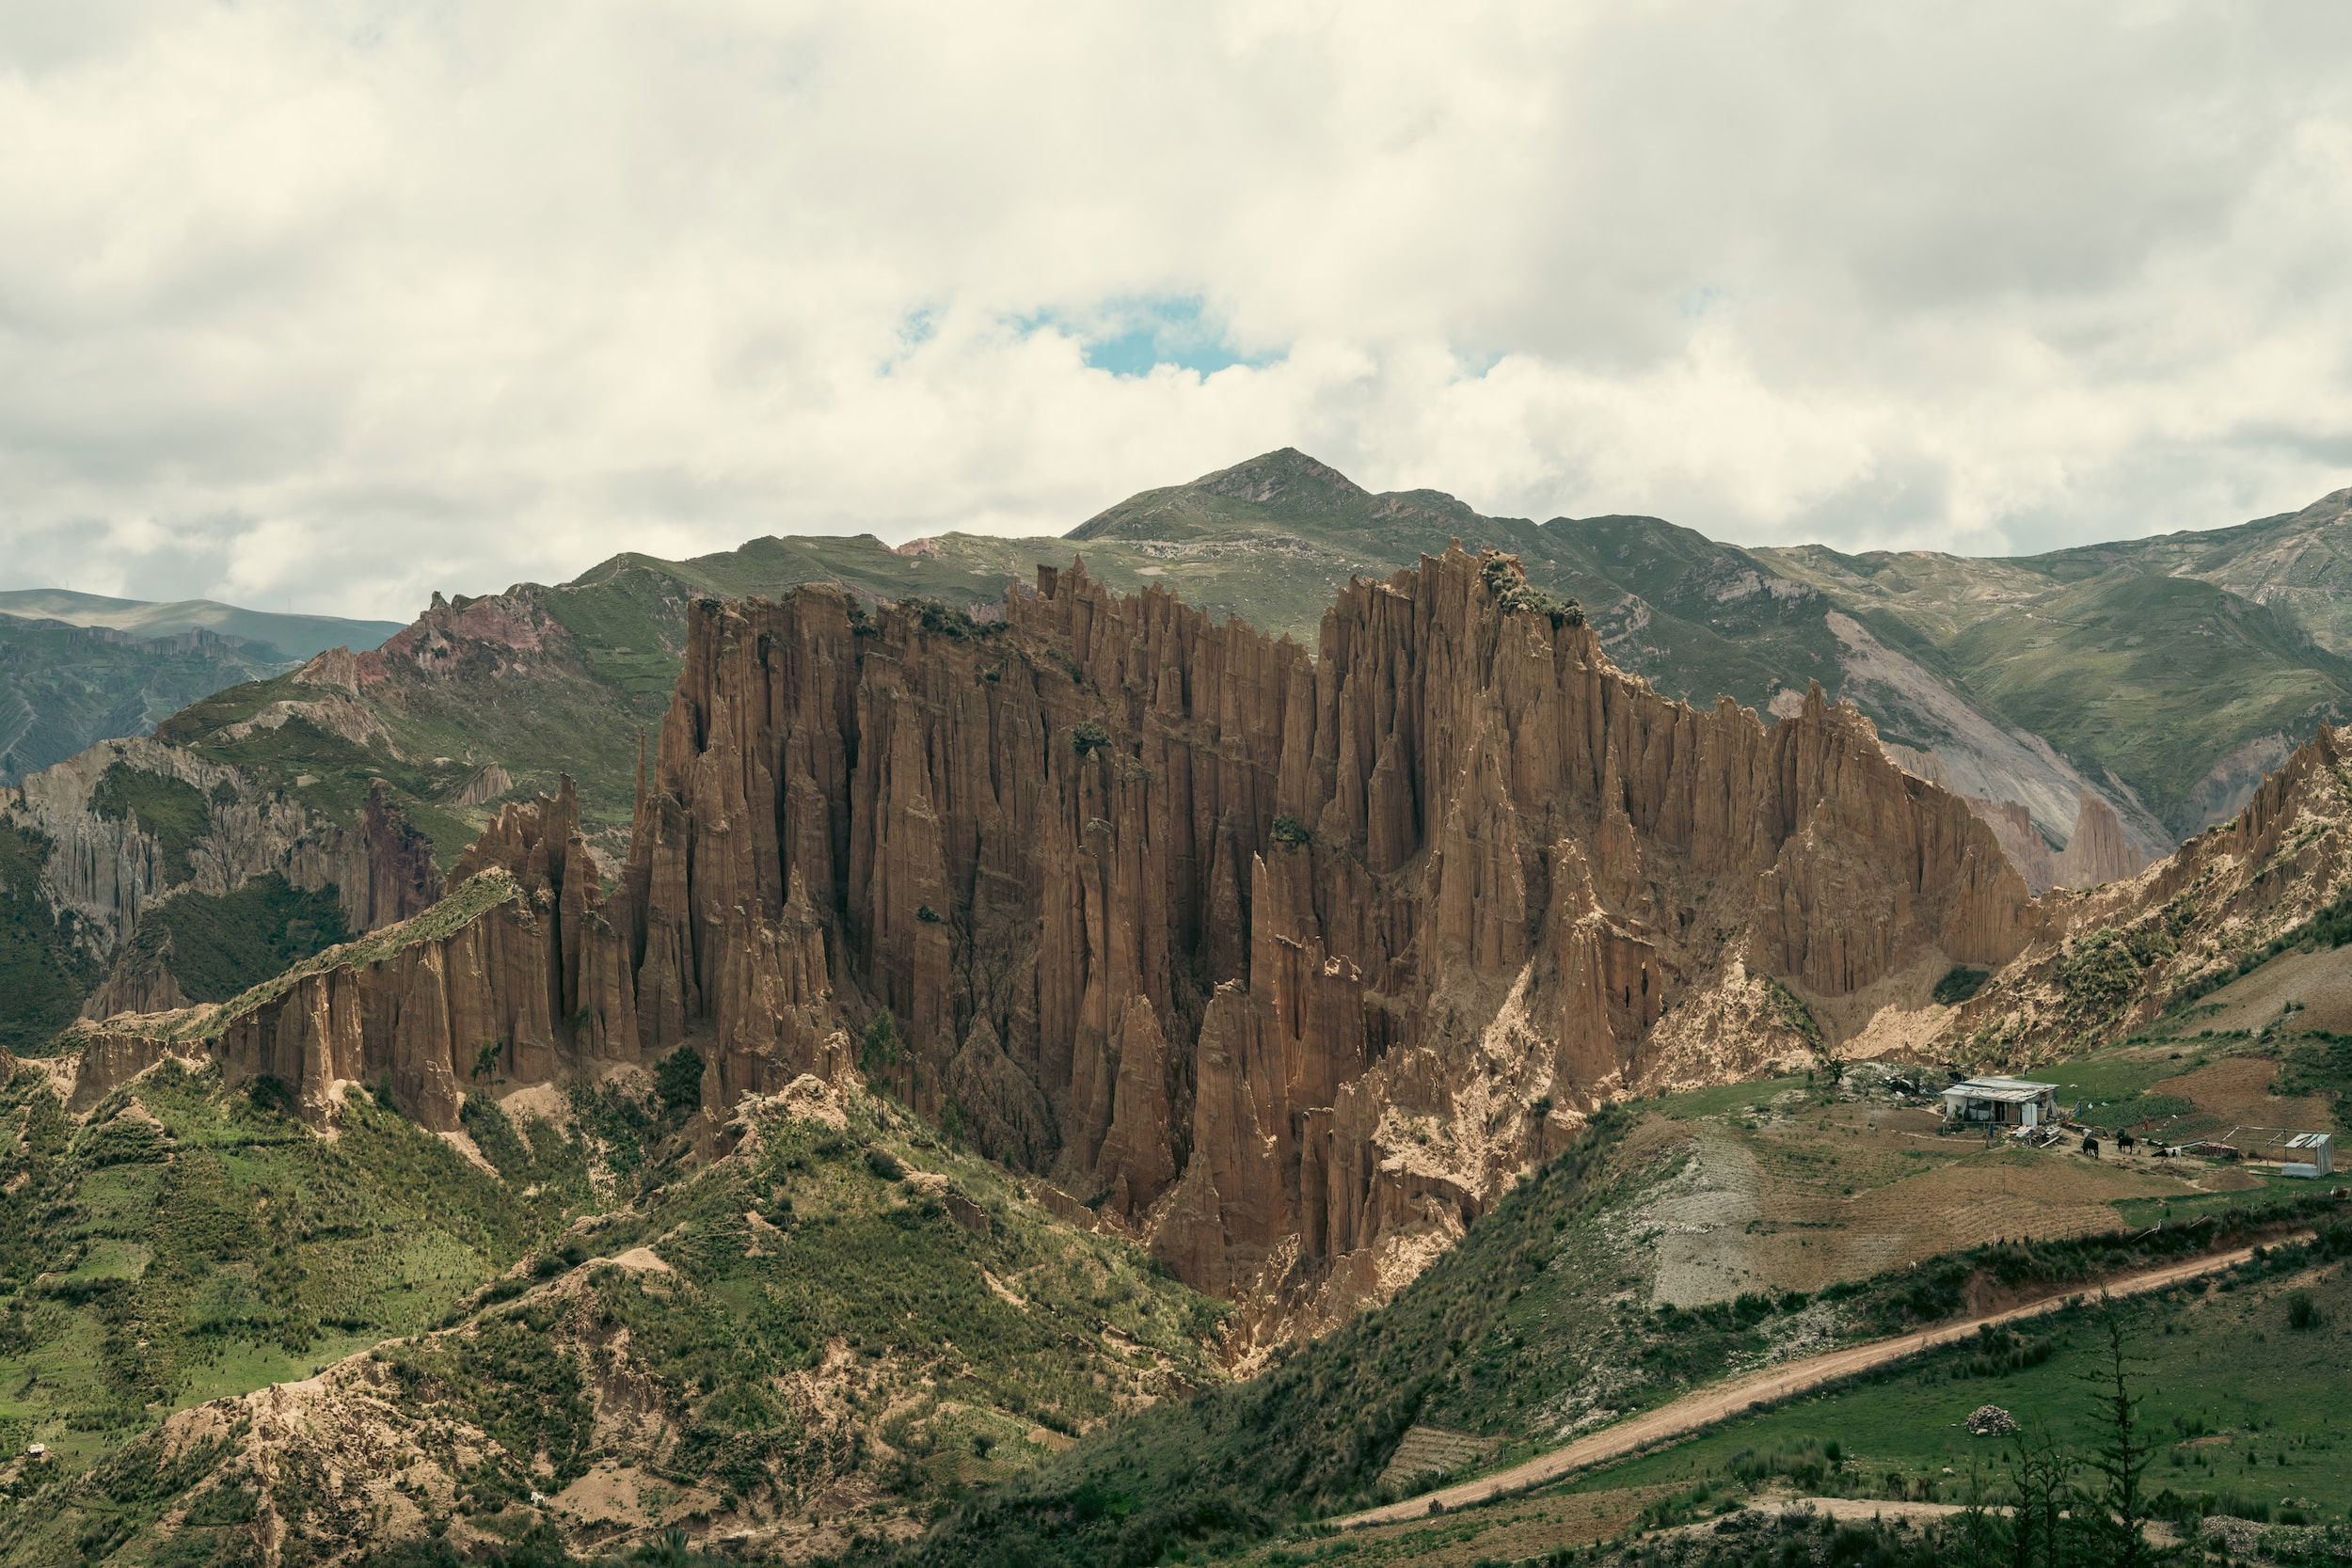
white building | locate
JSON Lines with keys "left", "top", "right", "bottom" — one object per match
{"left": 1940, "top": 1076, "right": 2061, "bottom": 1130}
{"left": 2280, "top": 1132, "right": 2334, "bottom": 1179}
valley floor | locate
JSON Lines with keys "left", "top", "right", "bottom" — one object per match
{"left": 1335, "top": 1236, "right": 2298, "bottom": 1528}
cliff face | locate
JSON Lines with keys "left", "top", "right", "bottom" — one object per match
{"left": 3, "top": 737, "right": 439, "bottom": 976}
{"left": 2051, "top": 790, "right": 2147, "bottom": 888}
{"left": 586, "top": 548, "right": 2034, "bottom": 1323}
{"left": 68, "top": 550, "right": 2042, "bottom": 1331}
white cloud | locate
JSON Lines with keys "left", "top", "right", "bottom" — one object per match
{"left": 2, "top": 0, "right": 2350, "bottom": 619}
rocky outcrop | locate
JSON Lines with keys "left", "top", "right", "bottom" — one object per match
{"left": 1947, "top": 723, "right": 2352, "bottom": 1061}
{"left": 78, "top": 936, "right": 192, "bottom": 1019}
{"left": 2051, "top": 790, "right": 2146, "bottom": 888}
{"left": 3, "top": 739, "right": 442, "bottom": 973}
{"left": 451, "top": 762, "right": 516, "bottom": 809}
{"left": 67, "top": 792, "right": 620, "bottom": 1133}
{"left": 564, "top": 547, "right": 2033, "bottom": 1323}
{"left": 1958, "top": 795, "right": 2057, "bottom": 893}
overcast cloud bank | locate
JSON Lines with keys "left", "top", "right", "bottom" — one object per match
{"left": 4, "top": 1, "right": 2351, "bottom": 619}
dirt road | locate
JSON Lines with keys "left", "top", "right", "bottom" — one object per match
{"left": 1338, "top": 1237, "right": 2302, "bottom": 1528}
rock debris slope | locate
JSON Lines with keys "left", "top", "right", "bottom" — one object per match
{"left": 80, "top": 547, "right": 2042, "bottom": 1337}
{"left": 1952, "top": 721, "right": 2352, "bottom": 1062}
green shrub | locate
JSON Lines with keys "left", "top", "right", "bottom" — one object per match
{"left": 860, "top": 1011, "right": 901, "bottom": 1074}
{"left": 1479, "top": 554, "right": 1583, "bottom": 629}
{"left": 655, "top": 1046, "right": 705, "bottom": 1116}
{"left": 1270, "top": 815, "right": 1312, "bottom": 848}
{"left": 1932, "top": 966, "right": 1989, "bottom": 1006}
{"left": 138, "top": 874, "right": 351, "bottom": 1003}
{"left": 1071, "top": 720, "right": 1112, "bottom": 758}
{"left": 88, "top": 763, "right": 213, "bottom": 879}
{"left": 903, "top": 598, "right": 1007, "bottom": 641}
{"left": 1764, "top": 976, "right": 1824, "bottom": 1046}
{"left": 2285, "top": 1290, "right": 2321, "bottom": 1331}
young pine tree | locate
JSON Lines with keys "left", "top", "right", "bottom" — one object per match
{"left": 2082, "top": 1304, "right": 2170, "bottom": 1568}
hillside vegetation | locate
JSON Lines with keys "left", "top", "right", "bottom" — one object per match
{"left": 0, "top": 1057, "right": 1225, "bottom": 1565}
{"left": 1262, "top": 1232, "right": 2352, "bottom": 1568}
{"left": 898, "top": 1051, "right": 2352, "bottom": 1568}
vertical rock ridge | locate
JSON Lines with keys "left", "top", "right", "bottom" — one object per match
{"left": 571, "top": 547, "right": 2034, "bottom": 1328}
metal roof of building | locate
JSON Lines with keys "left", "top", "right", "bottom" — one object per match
{"left": 1944, "top": 1077, "right": 2059, "bottom": 1101}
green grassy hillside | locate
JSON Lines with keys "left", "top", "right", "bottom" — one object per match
{"left": 1757, "top": 535, "right": 2352, "bottom": 836}
{"left": 897, "top": 1054, "right": 2352, "bottom": 1568}
{"left": 0, "top": 1049, "right": 1225, "bottom": 1564}
{"left": 0, "top": 1057, "right": 591, "bottom": 1475}
{"left": 0, "top": 615, "right": 298, "bottom": 784}
{"left": 2038, "top": 487, "right": 2352, "bottom": 656}
{"left": 1230, "top": 1237, "right": 2352, "bottom": 1568}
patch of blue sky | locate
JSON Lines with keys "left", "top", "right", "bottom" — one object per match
{"left": 877, "top": 306, "right": 938, "bottom": 374}
{"left": 1677, "top": 283, "right": 1731, "bottom": 319}
{"left": 1020, "top": 295, "right": 1283, "bottom": 378}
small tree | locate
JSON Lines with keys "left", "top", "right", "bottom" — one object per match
{"left": 655, "top": 1045, "right": 705, "bottom": 1117}
{"left": 860, "top": 1009, "right": 900, "bottom": 1075}
{"left": 2005, "top": 1427, "right": 2079, "bottom": 1568}
{"left": 2083, "top": 1304, "right": 2166, "bottom": 1568}
{"left": 1953, "top": 1453, "right": 2002, "bottom": 1568}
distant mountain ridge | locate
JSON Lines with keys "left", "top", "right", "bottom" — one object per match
{"left": 0, "top": 588, "right": 403, "bottom": 661}
{"left": 0, "top": 590, "right": 405, "bottom": 785}
{"left": 1036, "top": 450, "right": 2352, "bottom": 861}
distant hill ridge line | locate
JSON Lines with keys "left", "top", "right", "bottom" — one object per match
{"left": 0, "top": 587, "right": 403, "bottom": 662}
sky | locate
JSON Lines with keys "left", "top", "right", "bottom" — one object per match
{"left": 5, "top": 2, "right": 2352, "bottom": 622}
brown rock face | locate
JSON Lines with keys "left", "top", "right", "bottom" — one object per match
{"left": 568, "top": 547, "right": 2031, "bottom": 1323}
{"left": 1960, "top": 795, "right": 2057, "bottom": 893}
{"left": 2051, "top": 790, "right": 2147, "bottom": 888}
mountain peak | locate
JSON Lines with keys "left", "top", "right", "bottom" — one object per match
{"left": 1190, "top": 448, "right": 1368, "bottom": 506}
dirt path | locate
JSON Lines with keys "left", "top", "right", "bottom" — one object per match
{"left": 1667, "top": 1495, "right": 2176, "bottom": 1545}
{"left": 1338, "top": 1237, "right": 2305, "bottom": 1528}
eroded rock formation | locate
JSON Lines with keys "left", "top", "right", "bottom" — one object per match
{"left": 3, "top": 738, "right": 441, "bottom": 988}
{"left": 1951, "top": 723, "right": 2352, "bottom": 1060}
{"left": 2052, "top": 790, "right": 2147, "bottom": 888}
{"left": 552, "top": 551, "right": 2034, "bottom": 1314}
